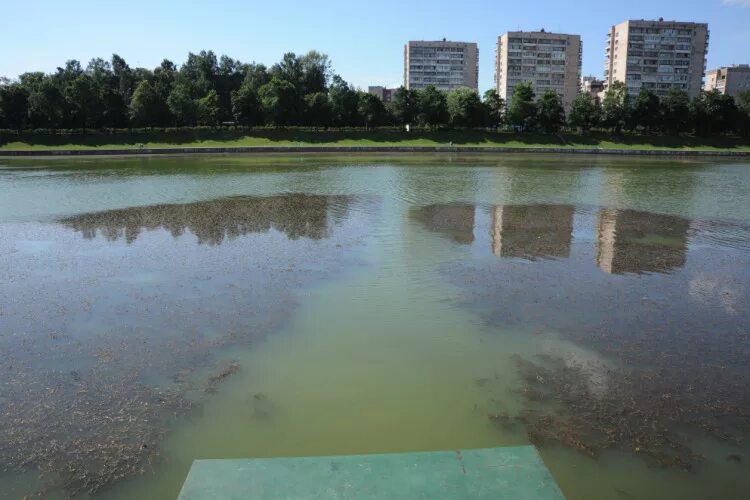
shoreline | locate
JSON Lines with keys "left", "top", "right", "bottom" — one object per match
{"left": 2, "top": 145, "right": 750, "bottom": 158}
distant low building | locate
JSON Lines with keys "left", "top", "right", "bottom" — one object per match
{"left": 704, "top": 65, "right": 750, "bottom": 97}
{"left": 368, "top": 86, "right": 397, "bottom": 104}
{"left": 581, "top": 76, "right": 605, "bottom": 103}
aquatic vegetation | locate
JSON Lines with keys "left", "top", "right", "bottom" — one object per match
{"left": 485, "top": 349, "right": 750, "bottom": 471}
{"left": 0, "top": 368, "right": 191, "bottom": 498}
{"left": 0, "top": 192, "right": 366, "bottom": 498}
{"left": 205, "top": 361, "right": 241, "bottom": 393}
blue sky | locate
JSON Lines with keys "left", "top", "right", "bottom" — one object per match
{"left": 1, "top": 0, "right": 748, "bottom": 91}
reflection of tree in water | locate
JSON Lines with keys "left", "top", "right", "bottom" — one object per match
{"left": 61, "top": 194, "right": 353, "bottom": 245}
{"left": 596, "top": 208, "right": 689, "bottom": 274}
{"left": 411, "top": 203, "right": 475, "bottom": 244}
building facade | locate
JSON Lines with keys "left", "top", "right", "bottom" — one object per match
{"left": 367, "top": 86, "right": 397, "bottom": 104}
{"left": 704, "top": 65, "right": 750, "bottom": 97}
{"left": 495, "top": 31, "right": 582, "bottom": 111}
{"left": 581, "top": 76, "right": 606, "bottom": 102}
{"left": 603, "top": 19, "right": 709, "bottom": 99}
{"left": 404, "top": 40, "right": 479, "bottom": 91}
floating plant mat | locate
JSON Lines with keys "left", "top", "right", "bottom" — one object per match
{"left": 434, "top": 204, "right": 750, "bottom": 471}
{"left": 0, "top": 193, "right": 371, "bottom": 498}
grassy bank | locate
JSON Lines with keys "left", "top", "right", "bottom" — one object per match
{"left": 1, "top": 129, "right": 750, "bottom": 152}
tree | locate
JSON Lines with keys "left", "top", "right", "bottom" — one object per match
{"left": 167, "top": 83, "right": 198, "bottom": 126}
{"left": 258, "top": 76, "right": 298, "bottom": 125}
{"left": 660, "top": 88, "right": 691, "bottom": 135}
{"left": 601, "top": 81, "right": 630, "bottom": 133}
{"left": 302, "top": 92, "right": 332, "bottom": 127}
{"left": 215, "top": 55, "right": 244, "bottom": 122}
{"left": 22, "top": 74, "right": 65, "bottom": 128}
{"left": 129, "top": 80, "right": 170, "bottom": 126}
{"left": 569, "top": 93, "right": 600, "bottom": 133}
{"left": 271, "top": 53, "right": 303, "bottom": 91}
{"left": 483, "top": 89, "right": 504, "bottom": 128}
{"left": 357, "top": 92, "right": 387, "bottom": 128}
{"left": 112, "top": 54, "right": 135, "bottom": 105}
{"left": 0, "top": 82, "right": 29, "bottom": 130}
{"left": 631, "top": 89, "right": 660, "bottom": 132}
{"left": 181, "top": 50, "right": 218, "bottom": 96}
{"left": 507, "top": 82, "right": 537, "bottom": 131}
{"left": 736, "top": 91, "right": 750, "bottom": 136}
{"left": 85, "top": 57, "right": 127, "bottom": 127}
{"left": 328, "top": 75, "right": 359, "bottom": 127}
{"left": 391, "top": 87, "right": 419, "bottom": 125}
{"left": 691, "top": 90, "right": 739, "bottom": 136}
{"left": 417, "top": 85, "right": 448, "bottom": 129}
{"left": 242, "top": 63, "right": 271, "bottom": 92}
{"left": 231, "top": 83, "right": 262, "bottom": 125}
{"left": 299, "top": 51, "right": 331, "bottom": 95}
{"left": 196, "top": 90, "right": 220, "bottom": 125}
{"left": 537, "top": 90, "right": 565, "bottom": 133}
{"left": 447, "top": 88, "right": 485, "bottom": 128}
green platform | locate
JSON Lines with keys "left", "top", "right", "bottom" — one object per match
{"left": 178, "top": 446, "right": 565, "bottom": 499}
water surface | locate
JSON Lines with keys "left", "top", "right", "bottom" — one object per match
{"left": 1, "top": 155, "right": 749, "bottom": 499}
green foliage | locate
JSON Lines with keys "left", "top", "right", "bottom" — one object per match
{"left": 0, "top": 82, "right": 29, "bottom": 130}
{"left": 537, "top": 91, "right": 565, "bottom": 133}
{"left": 357, "top": 92, "right": 388, "bottom": 128}
{"left": 26, "top": 77, "right": 66, "bottom": 128}
{"left": 660, "top": 89, "right": 691, "bottom": 135}
{"left": 447, "top": 88, "right": 485, "bottom": 128}
{"left": 507, "top": 82, "right": 537, "bottom": 131}
{"left": 391, "top": 87, "right": 419, "bottom": 125}
{"left": 231, "top": 84, "right": 262, "bottom": 126}
{"left": 328, "top": 75, "right": 359, "bottom": 127}
{"left": 2, "top": 49, "right": 749, "bottom": 137}
{"left": 569, "top": 93, "right": 600, "bottom": 132}
{"left": 258, "top": 77, "right": 298, "bottom": 126}
{"left": 299, "top": 51, "right": 331, "bottom": 95}
{"left": 130, "top": 80, "right": 170, "bottom": 126}
{"left": 167, "top": 83, "right": 198, "bottom": 126}
{"left": 631, "top": 90, "right": 661, "bottom": 132}
{"left": 601, "top": 81, "right": 630, "bottom": 133}
{"left": 302, "top": 92, "right": 332, "bottom": 127}
{"left": 196, "top": 90, "right": 220, "bottom": 125}
{"left": 691, "top": 90, "right": 739, "bottom": 136}
{"left": 737, "top": 91, "right": 750, "bottom": 137}
{"left": 417, "top": 85, "right": 448, "bottom": 129}
{"left": 483, "top": 89, "right": 504, "bottom": 127}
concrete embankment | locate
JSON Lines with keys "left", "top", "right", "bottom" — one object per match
{"left": 2, "top": 146, "right": 750, "bottom": 157}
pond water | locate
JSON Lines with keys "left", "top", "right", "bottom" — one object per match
{"left": 1, "top": 155, "right": 749, "bottom": 499}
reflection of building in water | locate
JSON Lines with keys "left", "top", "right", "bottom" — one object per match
{"left": 411, "top": 204, "right": 475, "bottom": 244}
{"left": 596, "top": 209, "right": 689, "bottom": 274}
{"left": 491, "top": 205, "right": 574, "bottom": 259}
{"left": 61, "top": 194, "right": 352, "bottom": 245}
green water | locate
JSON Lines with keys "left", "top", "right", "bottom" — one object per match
{"left": 1, "top": 155, "right": 750, "bottom": 499}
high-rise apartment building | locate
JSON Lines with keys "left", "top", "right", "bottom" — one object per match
{"left": 603, "top": 19, "right": 709, "bottom": 98}
{"left": 704, "top": 65, "right": 750, "bottom": 97}
{"left": 404, "top": 40, "right": 479, "bottom": 91}
{"left": 495, "top": 31, "right": 582, "bottom": 111}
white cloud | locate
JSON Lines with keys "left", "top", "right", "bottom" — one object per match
{"left": 724, "top": 0, "right": 750, "bottom": 6}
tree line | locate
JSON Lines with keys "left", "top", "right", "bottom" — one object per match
{"left": 0, "top": 50, "right": 748, "bottom": 136}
